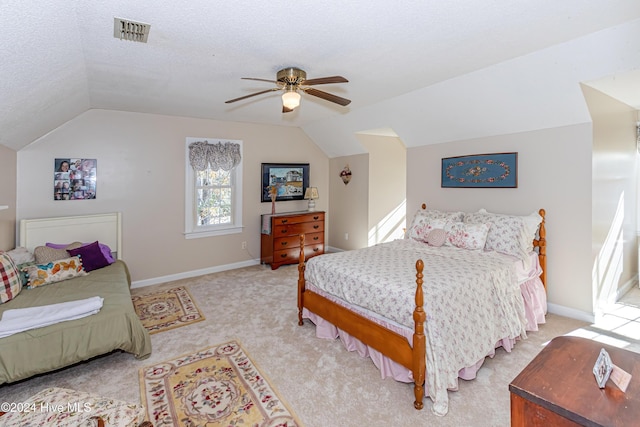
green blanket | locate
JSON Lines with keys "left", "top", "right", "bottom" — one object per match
{"left": 0, "top": 260, "right": 151, "bottom": 384}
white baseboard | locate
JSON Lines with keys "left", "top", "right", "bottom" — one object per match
{"left": 617, "top": 274, "right": 639, "bottom": 301}
{"left": 547, "top": 302, "right": 595, "bottom": 324}
{"left": 131, "top": 259, "right": 260, "bottom": 289}
{"left": 325, "top": 246, "right": 345, "bottom": 253}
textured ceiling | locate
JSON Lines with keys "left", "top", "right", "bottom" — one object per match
{"left": 1, "top": 0, "right": 640, "bottom": 155}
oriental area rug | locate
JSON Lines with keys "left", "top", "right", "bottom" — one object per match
{"left": 132, "top": 286, "right": 204, "bottom": 334}
{"left": 139, "top": 341, "right": 301, "bottom": 427}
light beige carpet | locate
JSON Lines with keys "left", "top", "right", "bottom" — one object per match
{"left": 139, "top": 340, "right": 300, "bottom": 426}
{"left": 1, "top": 265, "right": 638, "bottom": 426}
{"left": 132, "top": 286, "right": 204, "bottom": 334}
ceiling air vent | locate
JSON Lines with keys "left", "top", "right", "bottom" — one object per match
{"left": 114, "top": 17, "right": 150, "bottom": 43}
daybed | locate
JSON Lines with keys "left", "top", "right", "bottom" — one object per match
{"left": 0, "top": 213, "right": 151, "bottom": 384}
{"left": 297, "top": 205, "right": 547, "bottom": 416}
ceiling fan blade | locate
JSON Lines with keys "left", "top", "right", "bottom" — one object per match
{"left": 283, "top": 106, "right": 294, "bottom": 113}
{"left": 302, "top": 76, "right": 349, "bottom": 86}
{"left": 225, "top": 88, "right": 279, "bottom": 104}
{"left": 304, "top": 88, "right": 351, "bottom": 106}
{"left": 241, "top": 77, "right": 278, "bottom": 84}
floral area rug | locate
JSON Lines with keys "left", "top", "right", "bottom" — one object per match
{"left": 132, "top": 286, "right": 204, "bottom": 334}
{"left": 139, "top": 341, "right": 301, "bottom": 426}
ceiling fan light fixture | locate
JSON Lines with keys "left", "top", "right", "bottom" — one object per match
{"left": 282, "top": 90, "right": 301, "bottom": 110}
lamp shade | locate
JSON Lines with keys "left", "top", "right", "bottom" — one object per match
{"left": 282, "top": 91, "right": 301, "bottom": 109}
{"left": 304, "top": 187, "right": 319, "bottom": 200}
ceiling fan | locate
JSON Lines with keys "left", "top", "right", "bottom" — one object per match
{"left": 225, "top": 67, "right": 351, "bottom": 113}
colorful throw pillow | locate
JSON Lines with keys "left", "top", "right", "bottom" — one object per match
{"left": 46, "top": 242, "right": 115, "bottom": 264}
{"left": 444, "top": 222, "right": 491, "bottom": 250}
{"left": 0, "top": 252, "right": 22, "bottom": 303}
{"left": 34, "top": 242, "right": 83, "bottom": 264}
{"left": 16, "top": 262, "right": 36, "bottom": 287}
{"left": 67, "top": 241, "right": 111, "bottom": 272}
{"left": 424, "top": 229, "right": 447, "bottom": 247}
{"left": 406, "top": 209, "right": 463, "bottom": 242}
{"left": 23, "top": 256, "right": 88, "bottom": 289}
{"left": 463, "top": 209, "right": 542, "bottom": 258}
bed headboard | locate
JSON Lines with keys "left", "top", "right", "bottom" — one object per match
{"left": 19, "top": 212, "right": 122, "bottom": 260}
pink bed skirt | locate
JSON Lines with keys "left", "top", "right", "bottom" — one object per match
{"left": 302, "top": 277, "right": 547, "bottom": 385}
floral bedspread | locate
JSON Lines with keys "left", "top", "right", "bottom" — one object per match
{"left": 304, "top": 239, "right": 527, "bottom": 416}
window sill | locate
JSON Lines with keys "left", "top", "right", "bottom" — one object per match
{"left": 184, "top": 225, "right": 243, "bottom": 239}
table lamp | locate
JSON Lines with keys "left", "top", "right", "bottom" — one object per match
{"left": 304, "top": 187, "right": 319, "bottom": 211}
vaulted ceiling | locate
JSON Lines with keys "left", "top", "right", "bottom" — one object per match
{"left": 2, "top": 1, "right": 640, "bottom": 157}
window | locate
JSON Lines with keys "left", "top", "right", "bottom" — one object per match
{"left": 185, "top": 138, "right": 243, "bottom": 238}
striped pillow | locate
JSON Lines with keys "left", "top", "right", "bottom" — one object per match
{"left": 0, "top": 252, "right": 22, "bottom": 303}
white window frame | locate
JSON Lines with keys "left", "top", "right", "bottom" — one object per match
{"left": 184, "top": 138, "right": 243, "bottom": 239}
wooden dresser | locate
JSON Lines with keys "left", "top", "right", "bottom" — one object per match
{"left": 509, "top": 335, "right": 640, "bottom": 427}
{"left": 261, "top": 211, "right": 325, "bottom": 270}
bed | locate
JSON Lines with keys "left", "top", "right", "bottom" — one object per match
{"left": 0, "top": 213, "right": 151, "bottom": 384}
{"left": 296, "top": 205, "right": 547, "bottom": 416}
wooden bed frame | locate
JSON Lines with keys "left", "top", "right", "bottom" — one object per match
{"left": 297, "top": 206, "right": 546, "bottom": 410}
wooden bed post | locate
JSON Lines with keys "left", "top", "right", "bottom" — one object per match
{"left": 297, "top": 234, "right": 306, "bottom": 326}
{"left": 537, "top": 209, "right": 546, "bottom": 290}
{"left": 413, "top": 259, "right": 426, "bottom": 410}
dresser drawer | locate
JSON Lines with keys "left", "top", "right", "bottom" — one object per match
{"left": 273, "top": 234, "right": 302, "bottom": 250}
{"left": 273, "top": 232, "right": 324, "bottom": 250}
{"left": 272, "top": 212, "right": 324, "bottom": 226}
{"left": 274, "top": 221, "right": 324, "bottom": 236}
{"left": 273, "top": 243, "right": 324, "bottom": 264}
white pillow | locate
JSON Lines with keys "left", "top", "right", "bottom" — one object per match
{"left": 5, "top": 247, "right": 34, "bottom": 265}
{"left": 444, "top": 222, "right": 491, "bottom": 251}
{"left": 406, "top": 209, "right": 463, "bottom": 242}
{"left": 463, "top": 209, "right": 542, "bottom": 258}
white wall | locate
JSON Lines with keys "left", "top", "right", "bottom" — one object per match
{"left": 329, "top": 154, "right": 369, "bottom": 250}
{"left": 0, "top": 144, "right": 17, "bottom": 250}
{"left": 583, "top": 85, "right": 638, "bottom": 314}
{"left": 358, "top": 134, "right": 406, "bottom": 245}
{"left": 17, "top": 109, "right": 329, "bottom": 282}
{"left": 407, "top": 124, "right": 593, "bottom": 317}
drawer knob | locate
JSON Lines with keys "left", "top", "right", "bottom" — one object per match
{"left": 281, "top": 219, "right": 288, "bottom": 224}
{"left": 313, "top": 216, "right": 319, "bottom": 220}
{"left": 313, "top": 248, "right": 319, "bottom": 252}
{"left": 281, "top": 229, "right": 288, "bottom": 233}
{"left": 313, "top": 225, "right": 319, "bottom": 229}
{"left": 281, "top": 241, "right": 288, "bottom": 246}
{"left": 280, "top": 254, "right": 287, "bottom": 258}
{"left": 313, "top": 236, "right": 319, "bottom": 240}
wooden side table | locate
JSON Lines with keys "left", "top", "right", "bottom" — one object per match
{"left": 509, "top": 336, "right": 639, "bottom": 426}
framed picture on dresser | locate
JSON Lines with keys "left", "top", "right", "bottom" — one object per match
{"left": 261, "top": 163, "right": 310, "bottom": 202}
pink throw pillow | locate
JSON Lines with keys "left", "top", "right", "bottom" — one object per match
{"left": 424, "top": 229, "right": 446, "bottom": 247}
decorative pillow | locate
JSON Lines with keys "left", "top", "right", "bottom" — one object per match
{"left": 34, "top": 242, "right": 83, "bottom": 264}
{"left": 23, "top": 256, "right": 87, "bottom": 289}
{"left": 46, "top": 242, "right": 115, "bottom": 264}
{"left": 67, "top": 241, "right": 111, "bottom": 272}
{"left": 424, "top": 229, "right": 447, "bottom": 247}
{"left": 444, "top": 222, "right": 491, "bottom": 250}
{"left": 406, "top": 209, "right": 463, "bottom": 242}
{"left": 463, "top": 209, "right": 542, "bottom": 258}
{"left": 0, "top": 252, "right": 22, "bottom": 303}
{"left": 16, "top": 262, "right": 36, "bottom": 287}
{"left": 5, "top": 247, "right": 34, "bottom": 265}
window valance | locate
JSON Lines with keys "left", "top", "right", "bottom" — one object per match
{"left": 188, "top": 140, "right": 241, "bottom": 171}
